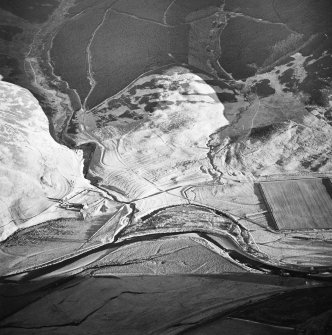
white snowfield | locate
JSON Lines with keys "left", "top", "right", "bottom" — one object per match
{"left": 1, "top": 61, "right": 332, "bottom": 271}
{"left": 83, "top": 69, "right": 229, "bottom": 201}
{"left": 0, "top": 81, "right": 90, "bottom": 241}
{"left": 0, "top": 69, "right": 230, "bottom": 242}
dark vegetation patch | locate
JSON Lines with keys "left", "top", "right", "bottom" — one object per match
{"left": 323, "top": 108, "right": 332, "bottom": 124}
{"left": 139, "top": 93, "right": 160, "bottom": 105}
{"left": 158, "top": 101, "right": 175, "bottom": 110}
{"left": 118, "top": 96, "right": 139, "bottom": 111}
{"left": 278, "top": 68, "right": 296, "bottom": 91}
{"left": 301, "top": 154, "right": 330, "bottom": 172}
{"left": 249, "top": 124, "right": 278, "bottom": 141}
{"left": 217, "top": 92, "right": 237, "bottom": 102}
{"left": 138, "top": 93, "right": 176, "bottom": 113}
{"left": 299, "top": 54, "right": 332, "bottom": 106}
{"left": 51, "top": 8, "right": 106, "bottom": 103}
{"left": 232, "top": 287, "right": 332, "bottom": 328}
{"left": 0, "top": 0, "right": 59, "bottom": 23}
{"left": 219, "top": 17, "right": 291, "bottom": 79}
{"left": 114, "top": 0, "right": 174, "bottom": 23}
{"left": 119, "top": 110, "right": 143, "bottom": 120}
{"left": 180, "top": 82, "right": 190, "bottom": 91}
{"left": 67, "top": 111, "right": 80, "bottom": 135}
{"left": 88, "top": 174, "right": 103, "bottom": 186}
{"left": 107, "top": 99, "right": 122, "bottom": 109}
{"left": 76, "top": 142, "right": 97, "bottom": 176}
{"left": 251, "top": 79, "right": 275, "bottom": 97}
{"left": 279, "top": 43, "right": 332, "bottom": 106}
{"left": 175, "top": 100, "right": 211, "bottom": 106}
{"left": 169, "top": 81, "right": 183, "bottom": 91}
{"left": 96, "top": 112, "right": 118, "bottom": 128}
{"left": 144, "top": 101, "right": 159, "bottom": 113}
{"left": 166, "top": 0, "right": 222, "bottom": 25}
{"left": 322, "top": 178, "right": 332, "bottom": 200}
{"left": 0, "top": 25, "right": 22, "bottom": 41}
{"left": 128, "top": 79, "right": 160, "bottom": 95}
{"left": 224, "top": 149, "right": 233, "bottom": 165}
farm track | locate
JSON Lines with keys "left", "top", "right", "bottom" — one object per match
{"left": 225, "top": 11, "right": 298, "bottom": 34}
{"left": 163, "top": 0, "right": 177, "bottom": 25}
{"left": 83, "top": 8, "right": 112, "bottom": 110}
{"left": 110, "top": 8, "right": 177, "bottom": 28}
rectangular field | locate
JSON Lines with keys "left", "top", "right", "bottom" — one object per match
{"left": 259, "top": 178, "right": 332, "bottom": 230}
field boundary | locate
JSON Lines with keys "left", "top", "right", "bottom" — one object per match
{"left": 257, "top": 183, "right": 279, "bottom": 231}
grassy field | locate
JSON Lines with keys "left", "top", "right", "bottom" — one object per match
{"left": 0, "top": 25, "right": 22, "bottom": 42}
{"left": 225, "top": 0, "right": 332, "bottom": 35}
{"left": 50, "top": 8, "right": 107, "bottom": 103}
{"left": 224, "top": 0, "right": 279, "bottom": 22}
{"left": 222, "top": 0, "right": 332, "bottom": 84}
{"left": 273, "top": 0, "right": 332, "bottom": 35}
{"left": 52, "top": 1, "right": 193, "bottom": 109}
{"left": 51, "top": 0, "right": 242, "bottom": 109}
{"left": 219, "top": 16, "right": 291, "bottom": 79}
{"left": 166, "top": 0, "right": 222, "bottom": 25}
{"left": 260, "top": 178, "right": 332, "bottom": 230}
{"left": 0, "top": 54, "right": 21, "bottom": 83}
{"left": 0, "top": 0, "right": 58, "bottom": 23}
{"left": 86, "top": 11, "right": 175, "bottom": 108}
{"left": 113, "top": 0, "right": 174, "bottom": 22}
{"left": 68, "top": 0, "right": 109, "bottom": 15}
